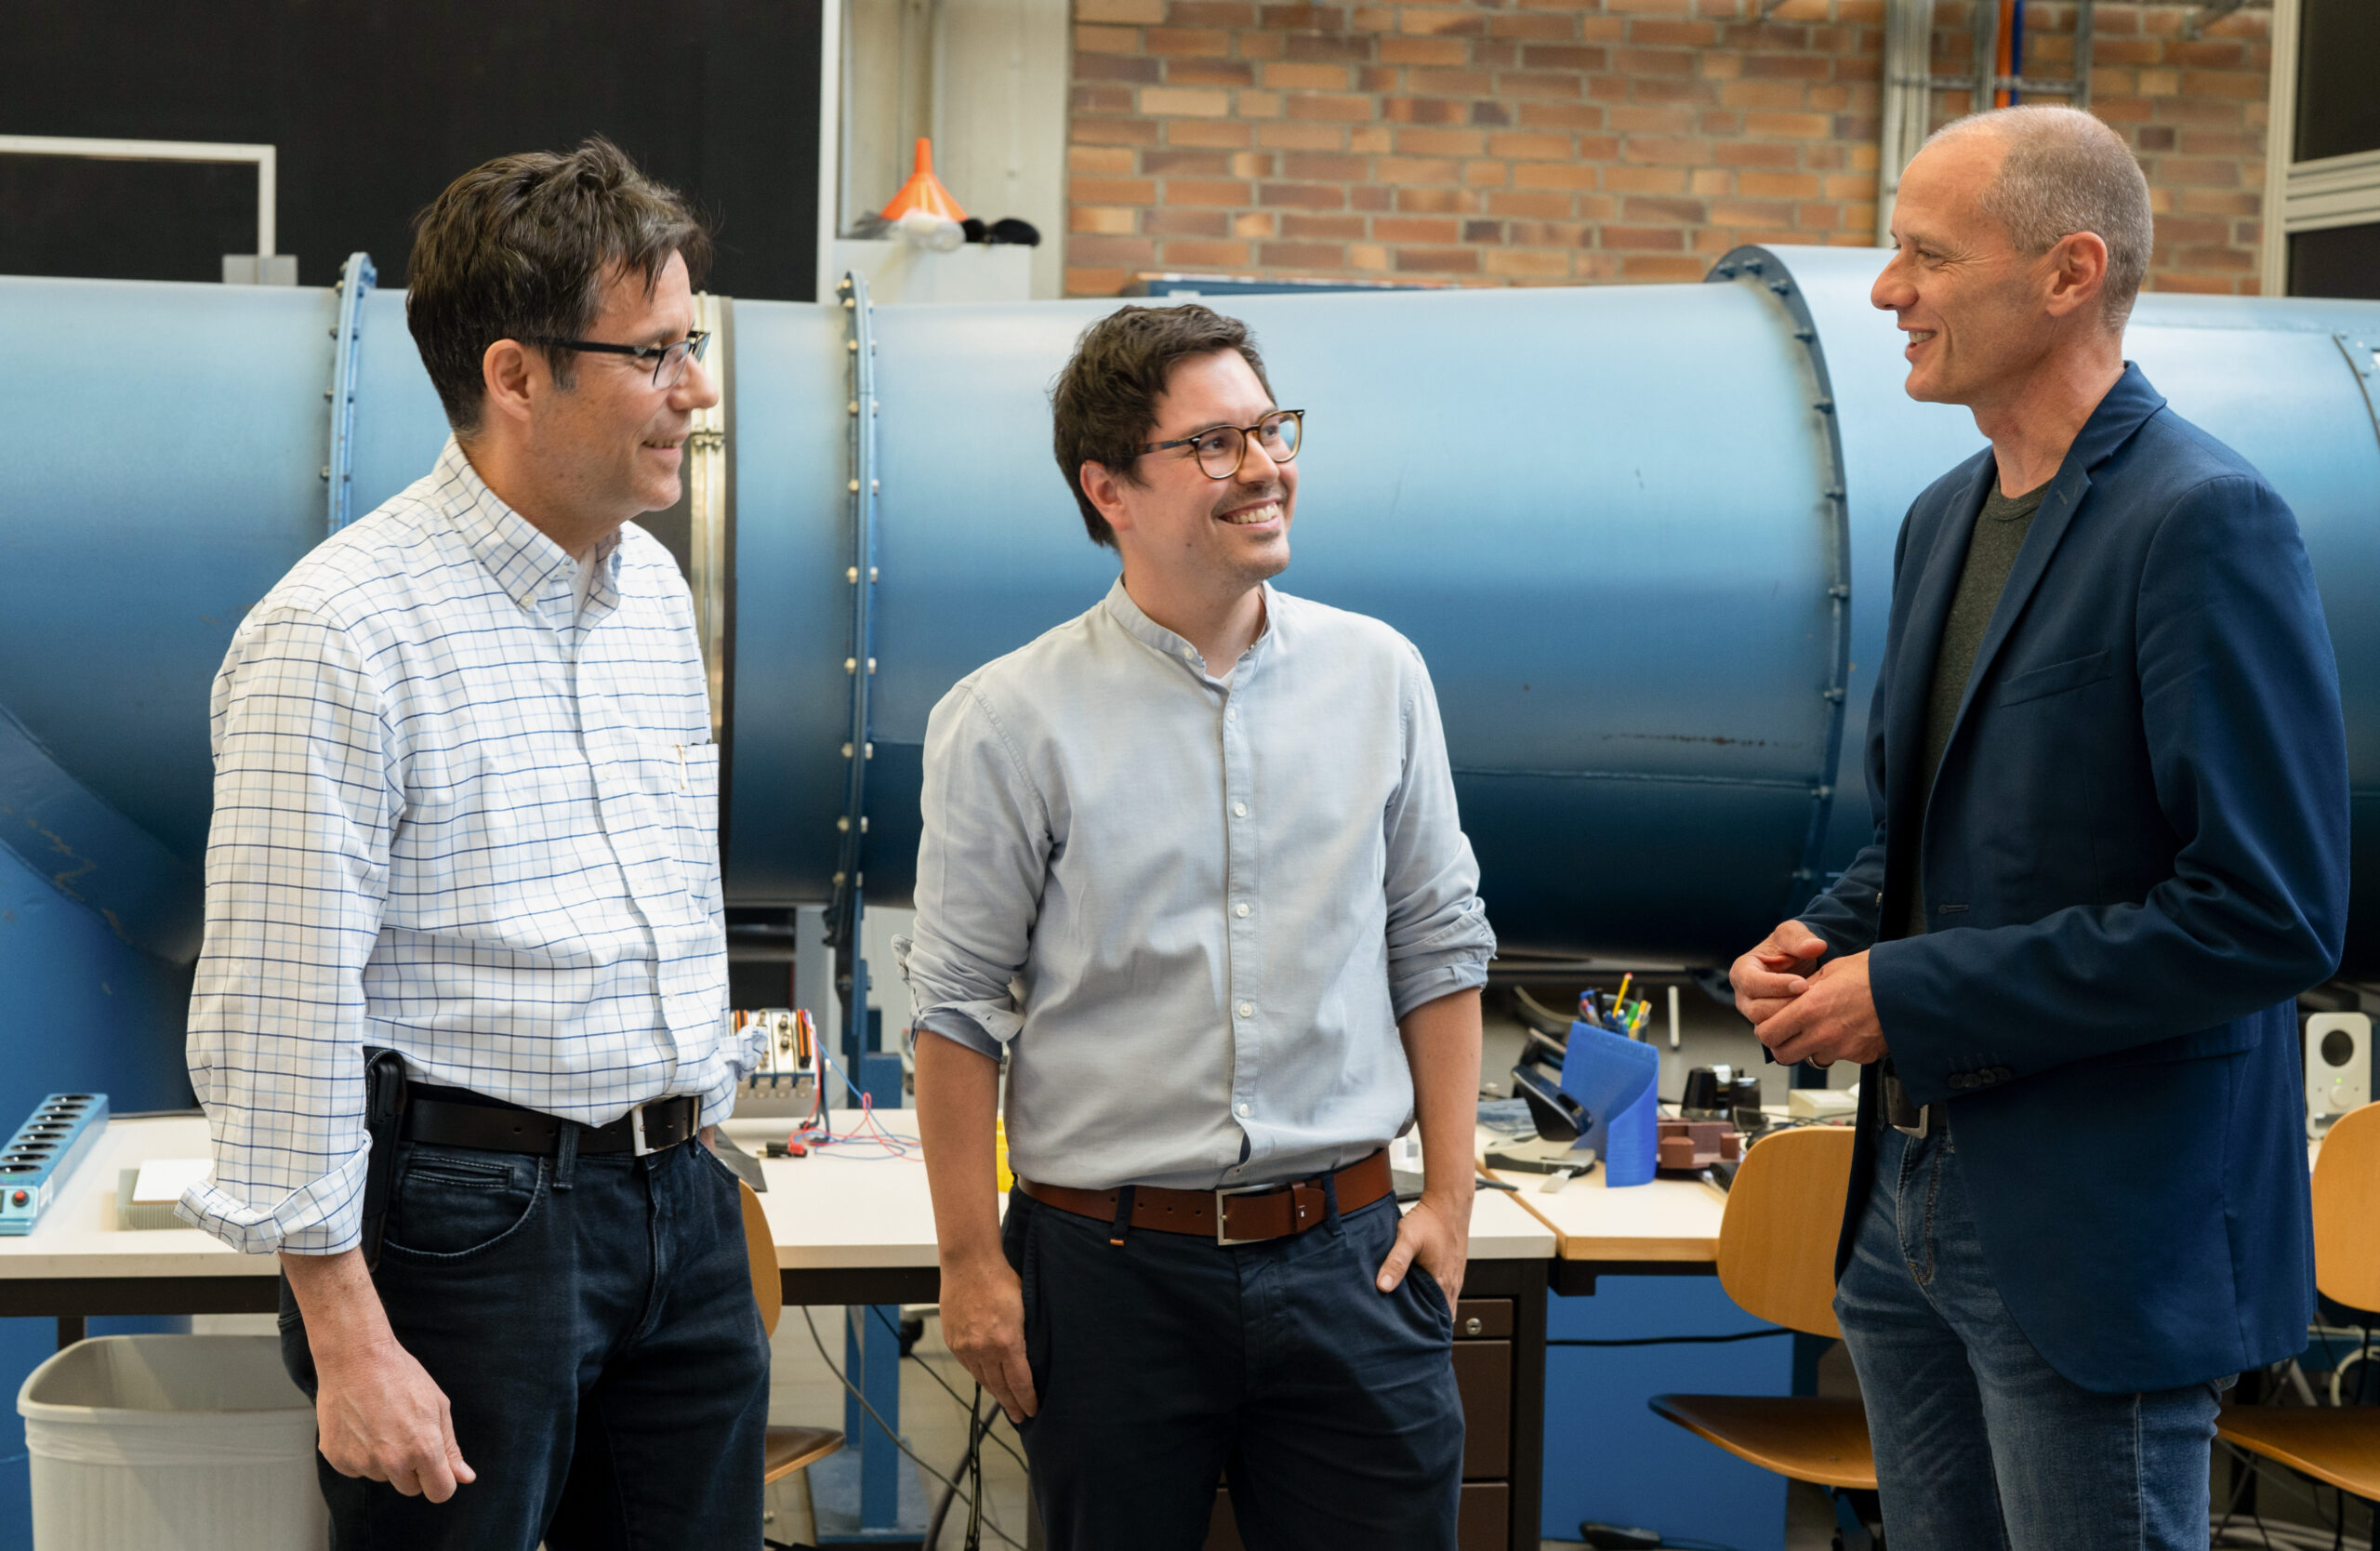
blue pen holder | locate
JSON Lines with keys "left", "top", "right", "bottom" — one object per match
{"left": 1561, "top": 1022, "right": 1661, "bottom": 1186}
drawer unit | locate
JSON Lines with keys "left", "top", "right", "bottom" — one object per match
{"left": 1205, "top": 1294, "right": 1522, "bottom": 1549}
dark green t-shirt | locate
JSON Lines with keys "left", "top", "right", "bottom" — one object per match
{"left": 1900, "top": 475, "right": 2053, "bottom": 938}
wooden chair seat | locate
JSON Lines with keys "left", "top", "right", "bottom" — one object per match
{"left": 764, "top": 1424, "right": 846, "bottom": 1486}
{"left": 741, "top": 1181, "right": 848, "bottom": 1489}
{"left": 2217, "top": 1404, "right": 2380, "bottom": 1502}
{"left": 1649, "top": 1394, "right": 1876, "bottom": 1491}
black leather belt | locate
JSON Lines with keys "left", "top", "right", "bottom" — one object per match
{"left": 1882, "top": 1067, "right": 1936, "bottom": 1139}
{"left": 403, "top": 1084, "right": 701, "bottom": 1158}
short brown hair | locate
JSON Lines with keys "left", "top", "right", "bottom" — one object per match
{"left": 406, "top": 137, "right": 711, "bottom": 433}
{"left": 1050, "top": 305, "right": 1276, "bottom": 549}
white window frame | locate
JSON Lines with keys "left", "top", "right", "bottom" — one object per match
{"left": 2260, "top": 0, "right": 2380, "bottom": 297}
{"left": 0, "top": 134, "right": 277, "bottom": 261}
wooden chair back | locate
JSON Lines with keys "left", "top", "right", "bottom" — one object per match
{"left": 1714, "top": 1124, "right": 1857, "bottom": 1339}
{"left": 740, "top": 1180, "right": 782, "bottom": 1339}
{"left": 2314, "top": 1103, "right": 2380, "bottom": 1313}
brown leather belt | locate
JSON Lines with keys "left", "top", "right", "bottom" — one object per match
{"left": 1021, "top": 1149, "right": 1392, "bottom": 1245}
{"left": 403, "top": 1084, "right": 701, "bottom": 1158}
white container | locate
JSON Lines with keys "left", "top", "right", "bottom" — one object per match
{"left": 18, "top": 1334, "right": 324, "bottom": 1550}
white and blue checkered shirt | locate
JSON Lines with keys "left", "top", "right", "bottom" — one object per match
{"left": 180, "top": 438, "right": 754, "bottom": 1255}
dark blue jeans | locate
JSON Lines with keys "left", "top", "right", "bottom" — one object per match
{"left": 1003, "top": 1184, "right": 1464, "bottom": 1551}
{"left": 1834, "top": 1120, "right": 2226, "bottom": 1551}
{"left": 279, "top": 1133, "right": 771, "bottom": 1551}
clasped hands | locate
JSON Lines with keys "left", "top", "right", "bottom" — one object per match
{"left": 1729, "top": 921, "right": 1887, "bottom": 1069}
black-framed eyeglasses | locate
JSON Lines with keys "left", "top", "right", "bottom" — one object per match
{"left": 527, "top": 329, "right": 712, "bottom": 389}
{"left": 1139, "top": 409, "right": 1303, "bottom": 480}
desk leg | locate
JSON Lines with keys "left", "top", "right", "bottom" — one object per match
{"left": 56, "top": 1316, "right": 84, "bottom": 1351}
{"left": 1512, "top": 1273, "right": 1546, "bottom": 1551}
{"left": 810, "top": 1303, "right": 920, "bottom": 1544}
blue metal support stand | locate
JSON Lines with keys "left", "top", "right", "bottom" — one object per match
{"left": 810, "top": 1303, "right": 925, "bottom": 1543}
{"left": 809, "top": 268, "right": 922, "bottom": 1544}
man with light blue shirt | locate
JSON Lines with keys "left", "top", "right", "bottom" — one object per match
{"left": 903, "top": 304, "right": 1496, "bottom": 1550}
{"left": 180, "top": 139, "right": 766, "bottom": 1548}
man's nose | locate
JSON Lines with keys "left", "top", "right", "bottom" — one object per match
{"left": 1871, "top": 251, "right": 1914, "bottom": 313}
{"left": 675, "top": 353, "right": 721, "bottom": 412}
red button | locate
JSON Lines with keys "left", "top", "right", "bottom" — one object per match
{"left": 9, "top": 1191, "right": 25, "bottom": 1207}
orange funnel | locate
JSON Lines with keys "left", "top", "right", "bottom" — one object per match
{"left": 880, "top": 139, "right": 967, "bottom": 223}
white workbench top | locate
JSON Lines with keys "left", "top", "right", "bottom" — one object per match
{"left": 0, "top": 1112, "right": 1553, "bottom": 1282}
{"left": 0, "top": 1116, "right": 259, "bottom": 1281}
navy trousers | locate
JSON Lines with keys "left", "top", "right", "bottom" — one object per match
{"left": 279, "top": 1133, "right": 771, "bottom": 1551}
{"left": 1004, "top": 1183, "right": 1464, "bottom": 1551}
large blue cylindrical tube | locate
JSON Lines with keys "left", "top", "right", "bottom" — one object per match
{"left": 6, "top": 248, "right": 2378, "bottom": 1069}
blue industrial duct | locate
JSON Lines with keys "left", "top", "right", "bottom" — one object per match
{"left": 6, "top": 247, "right": 2380, "bottom": 1079}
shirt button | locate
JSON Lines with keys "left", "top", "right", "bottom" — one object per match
{"left": 1233, "top": 802, "right": 1248, "bottom": 818}
{"left": 1236, "top": 1102, "right": 1251, "bottom": 1118}
{"left": 1183, "top": 646, "right": 1197, "bottom": 660}
{"left": 1225, "top": 707, "right": 1236, "bottom": 722}
{"left": 1235, "top": 902, "right": 1250, "bottom": 918}
{"left": 1236, "top": 1001, "right": 1253, "bottom": 1018}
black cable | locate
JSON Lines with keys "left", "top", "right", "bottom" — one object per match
{"left": 1550, "top": 1328, "right": 1790, "bottom": 1348}
{"left": 923, "top": 1385, "right": 998, "bottom": 1551}
{"left": 867, "top": 1303, "right": 1032, "bottom": 1475}
{"left": 798, "top": 1306, "right": 1025, "bottom": 1551}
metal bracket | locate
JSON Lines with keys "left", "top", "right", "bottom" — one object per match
{"left": 2335, "top": 334, "right": 2380, "bottom": 451}
{"left": 2184, "top": 0, "right": 2259, "bottom": 41}
{"left": 1706, "top": 248, "right": 1853, "bottom": 921}
{"left": 324, "top": 251, "right": 375, "bottom": 534}
{"left": 687, "top": 292, "right": 733, "bottom": 743}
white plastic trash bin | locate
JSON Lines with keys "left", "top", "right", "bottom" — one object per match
{"left": 18, "top": 1334, "right": 325, "bottom": 1550}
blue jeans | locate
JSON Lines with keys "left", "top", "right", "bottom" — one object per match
{"left": 1834, "top": 1120, "right": 2225, "bottom": 1551}
{"left": 1004, "top": 1185, "right": 1464, "bottom": 1551}
{"left": 279, "top": 1133, "right": 771, "bottom": 1550}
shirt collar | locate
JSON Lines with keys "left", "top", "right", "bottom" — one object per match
{"left": 1101, "top": 577, "right": 1276, "bottom": 679}
{"left": 433, "top": 436, "right": 621, "bottom": 609}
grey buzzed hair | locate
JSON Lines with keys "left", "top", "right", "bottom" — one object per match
{"left": 1930, "top": 105, "right": 2154, "bottom": 332}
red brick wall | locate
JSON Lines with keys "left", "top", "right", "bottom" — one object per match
{"left": 1063, "top": 0, "right": 2272, "bottom": 297}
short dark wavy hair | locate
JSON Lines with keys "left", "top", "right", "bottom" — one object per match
{"left": 1050, "top": 305, "right": 1275, "bottom": 549}
{"left": 406, "top": 136, "right": 711, "bottom": 434}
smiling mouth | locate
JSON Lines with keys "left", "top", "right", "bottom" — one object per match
{"left": 643, "top": 437, "right": 685, "bottom": 454}
{"left": 1219, "top": 499, "right": 1282, "bottom": 526}
{"left": 1906, "top": 329, "right": 1937, "bottom": 346}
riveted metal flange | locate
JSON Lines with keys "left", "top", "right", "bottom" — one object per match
{"left": 1706, "top": 245, "right": 1855, "bottom": 918}
{"left": 324, "top": 251, "right": 375, "bottom": 534}
{"left": 827, "top": 272, "right": 880, "bottom": 988}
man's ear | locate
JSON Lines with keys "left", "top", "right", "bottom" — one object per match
{"left": 480, "top": 339, "right": 541, "bottom": 434}
{"left": 2043, "top": 230, "right": 2110, "bottom": 323}
{"left": 1080, "top": 460, "right": 1136, "bottom": 537}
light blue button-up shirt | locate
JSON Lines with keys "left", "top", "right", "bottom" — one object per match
{"left": 898, "top": 579, "right": 1495, "bottom": 1192}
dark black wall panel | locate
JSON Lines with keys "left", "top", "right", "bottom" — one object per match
{"left": 1, "top": 0, "right": 822, "bottom": 299}
{"left": 2295, "top": 0, "right": 2380, "bottom": 166}
{"left": 2289, "top": 224, "right": 2380, "bottom": 302}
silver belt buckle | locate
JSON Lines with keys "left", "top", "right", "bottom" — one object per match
{"left": 629, "top": 1104, "right": 652, "bottom": 1157}
{"left": 1214, "top": 1181, "right": 1272, "bottom": 1247}
{"left": 1891, "top": 1107, "right": 1930, "bottom": 1140}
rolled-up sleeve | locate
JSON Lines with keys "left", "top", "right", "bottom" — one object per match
{"left": 1382, "top": 643, "right": 1496, "bottom": 1018}
{"left": 178, "top": 603, "right": 395, "bottom": 1255}
{"left": 897, "top": 683, "right": 1053, "bottom": 1057}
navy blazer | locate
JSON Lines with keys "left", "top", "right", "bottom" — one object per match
{"left": 1798, "top": 364, "right": 2350, "bottom": 1395}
